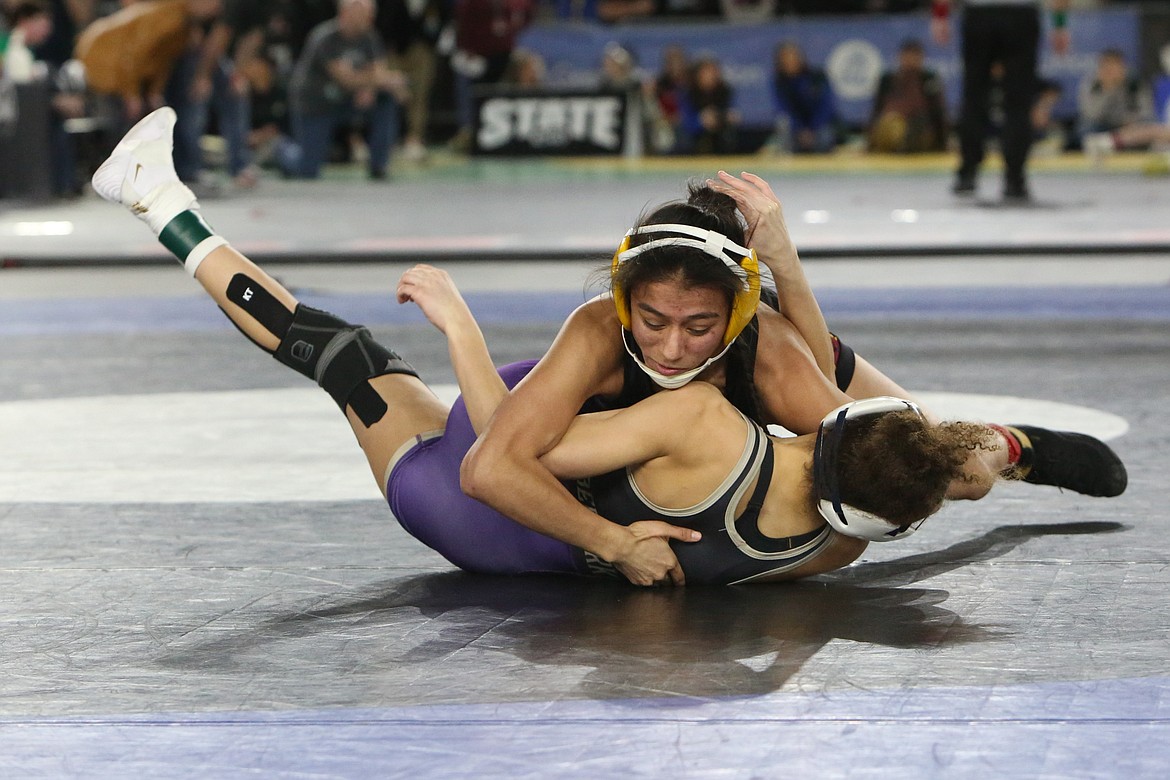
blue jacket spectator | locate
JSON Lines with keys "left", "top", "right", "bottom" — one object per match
{"left": 770, "top": 42, "right": 836, "bottom": 154}
{"left": 1156, "top": 43, "right": 1170, "bottom": 125}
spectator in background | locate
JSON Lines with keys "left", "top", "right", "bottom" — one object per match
{"left": 651, "top": 43, "right": 690, "bottom": 154}
{"left": 282, "top": 0, "right": 338, "bottom": 58}
{"left": 227, "top": 3, "right": 304, "bottom": 174}
{"left": 285, "top": 0, "right": 406, "bottom": 179}
{"left": 27, "top": 0, "right": 94, "bottom": 72}
{"left": 656, "top": 0, "right": 721, "bottom": 18}
{"left": 1156, "top": 43, "right": 1170, "bottom": 126}
{"left": 1078, "top": 49, "right": 1152, "bottom": 140}
{"left": 377, "top": 0, "right": 446, "bottom": 164}
{"left": 256, "top": 0, "right": 303, "bottom": 68}
{"left": 867, "top": 38, "right": 947, "bottom": 154}
{"left": 768, "top": 41, "right": 837, "bottom": 155}
{"left": 596, "top": 0, "right": 653, "bottom": 23}
{"left": 718, "top": 0, "right": 771, "bottom": 23}
{"left": 449, "top": 0, "right": 533, "bottom": 151}
{"left": 172, "top": 0, "right": 273, "bottom": 190}
{"left": 554, "top": 0, "right": 598, "bottom": 21}
{"left": 1028, "top": 77, "right": 1065, "bottom": 155}
{"left": 597, "top": 0, "right": 719, "bottom": 24}
{"left": 240, "top": 50, "right": 293, "bottom": 171}
{"left": 1, "top": 0, "right": 87, "bottom": 198}
{"left": 599, "top": 40, "right": 636, "bottom": 92}
{"left": 24, "top": 0, "right": 96, "bottom": 194}
{"left": 501, "top": 47, "right": 544, "bottom": 88}
{"left": 1, "top": 0, "right": 52, "bottom": 82}
{"left": 599, "top": 40, "right": 663, "bottom": 157}
{"left": 682, "top": 54, "right": 738, "bottom": 155}
{"left": 1080, "top": 46, "right": 1170, "bottom": 162}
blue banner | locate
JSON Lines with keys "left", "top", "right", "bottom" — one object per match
{"left": 518, "top": 8, "right": 1140, "bottom": 129}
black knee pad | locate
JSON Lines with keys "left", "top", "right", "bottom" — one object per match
{"left": 275, "top": 304, "right": 417, "bottom": 427}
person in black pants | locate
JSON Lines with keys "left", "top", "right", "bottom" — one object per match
{"left": 931, "top": 0, "right": 1070, "bottom": 202}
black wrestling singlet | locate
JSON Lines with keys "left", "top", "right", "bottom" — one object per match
{"left": 575, "top": 414, "right": 833, "bottom": 585}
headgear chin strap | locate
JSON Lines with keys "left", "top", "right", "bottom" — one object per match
{"left": 611, "top": 223, "right": 761, "bottom": 347}
{"left": 813, "top": 396, "right": 929, "bottom": 542}
{"left": 621, "top": 329, "right": 731, "bottom": 389}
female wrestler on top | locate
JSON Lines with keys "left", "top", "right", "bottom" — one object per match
{"left": 458, "top": 165, "right": 1128, "bottom": 585}
{"left": 89, "top": 107, "right": 1016, "bottom": 585}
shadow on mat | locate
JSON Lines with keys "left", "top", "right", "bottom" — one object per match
{"left": 826, "top": 520, "right": 1126, "bottom": 587}
{"left": 160, "top": 522, "right": 1121, "bottom": 699}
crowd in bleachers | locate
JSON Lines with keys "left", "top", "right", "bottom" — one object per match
{"left": 1, "top": 0, "right": 1168, "bottom": 199}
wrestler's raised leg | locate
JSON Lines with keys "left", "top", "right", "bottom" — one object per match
{"left": 91, "top": 107, "right": 448, "bottom": 491}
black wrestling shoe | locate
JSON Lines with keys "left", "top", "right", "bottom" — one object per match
{"left": 1002, "top": 181, "right": 1032, "bottom": 205}
{"left": 1008, "top": 425, "right": 1127, "bottom": 497}
{"left": 952, "top": 173, "right": 977, "bottom": 196}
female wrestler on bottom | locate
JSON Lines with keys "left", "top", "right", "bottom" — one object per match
{"left": 90, "top": 107, "right": 1000, "bottom": 585}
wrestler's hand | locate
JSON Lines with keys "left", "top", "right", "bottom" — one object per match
{"left": 396, "top": 264, "right": 475, "bottom": 336}
{"left": 706, "top": 170, "right": 797, "bottom": 274}
{"left": 612, "top": 521, "right": 701, "bottom": 587}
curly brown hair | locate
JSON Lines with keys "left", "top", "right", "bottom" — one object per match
{"left": 835, "top": 411, "right": 996, "bottom": 527}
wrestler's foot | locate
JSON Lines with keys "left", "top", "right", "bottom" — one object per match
{"left": 91, "top": 107, "right": 197, "bottom": 234}
{"left": 1008, "top": 424, "right": 1127, "bottom": 497}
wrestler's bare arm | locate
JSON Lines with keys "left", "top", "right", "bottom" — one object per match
{"left": 463, "top": 299, "right": 699, "bottom": 586}
{"left": 396, "top": 264, "right": 505, "bottom": 434}
{"left": 538, "top": 385, "right": 715, "bottom": 480}
{"left": 754, "top": 306, "right": 852, "bottom": 435}
{"left": 708, "top": 171, "right": 835, "bottom": 380}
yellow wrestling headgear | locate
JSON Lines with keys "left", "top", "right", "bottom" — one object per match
{"left": 611, "top": 223, "right": 761, "bottom": 346}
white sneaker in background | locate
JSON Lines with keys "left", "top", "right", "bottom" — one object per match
{"left": 1083, "top": 132, "right": 1116, "bottom": 168}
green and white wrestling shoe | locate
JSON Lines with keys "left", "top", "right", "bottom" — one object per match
{"left": 91, "top": 106, "right": 226, "bottom": 275}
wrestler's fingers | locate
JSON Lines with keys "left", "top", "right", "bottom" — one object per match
{"left": 714, "top": 169, "right": 754, "bottom": 194}
{"left": 711, "top": 172, "right": 778, "bottom": 216}
{"left": 667, "top": 562, "right": 686, "bottom": 587}
{"left": 739, "top": 171, "right": 776, "bottom": 194}
{"left": 706, "top": 176, "right": 753, "bottom": 211}
{"left": 395, "top": 279, "right": 413, "bottom": 304}
{"left": 398, "top": 265, "right": 452, "bottom": 298}
{"left": 631, "top": 520, "right": 701, "bottom": 543}
{"left": 717, "top": 169, "right": 771, "bottom": 198}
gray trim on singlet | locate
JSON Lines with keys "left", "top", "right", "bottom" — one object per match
{"left": 383, "top": 428, "right": 444, "bottom": 492}
{"left": 624, "top": 411, "right": 756, "bottom": 518}
{"left": 625, "top": 412, "right": 835, "bottom": 577}
{"left": 721, "top": 422, "right": 833, "bottom": 565}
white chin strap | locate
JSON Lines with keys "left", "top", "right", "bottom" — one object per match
{"left": 622, "top": 330, "right": 732, "bottom": 389}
